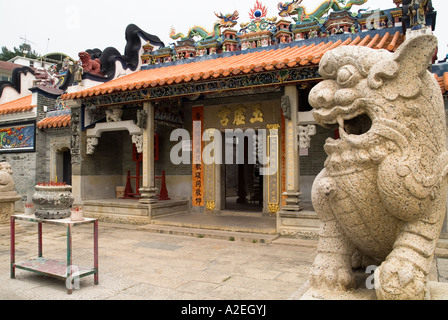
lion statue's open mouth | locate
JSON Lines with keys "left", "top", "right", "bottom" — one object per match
{"left": 314, "top": 99, "right": 373, "bottom": 138}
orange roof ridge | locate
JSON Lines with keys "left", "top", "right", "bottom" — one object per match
{"left": 375, "top": 32, "right": 390, "bottom": 49}
{"left": 304, "top": 41, "right": 334, "bottom": 61}
{"left": 0, "top": 95, "right": 35, "bottom": 115}
{"left": 358, "top": 35, "right": 371, "bottom": 46}
{"left": 366, "top": 33, "right": 380, "bottom": 48}
{"left": 387, "top": 31, "right": 401, "bottom": 51}
{"left": 37, "top": 115, "right": 71, "bottom": 130}
{"left": 310, "top": 39, "right": 346, "bottom": 64}
{"left": 348, "top": 36, "right": 361, "bottom": 46}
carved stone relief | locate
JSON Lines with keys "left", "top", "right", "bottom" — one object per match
{"left": 132, "top": 134, "right": 143, "bottom": 153}
{"left": 70, "top": 107, "right": 82, "bottom": 165}
{"left": 86, "top": 137, "right": 99, "bottom": 155}
{"left": 298, "top": 125, "right": 316, "bottom": 149}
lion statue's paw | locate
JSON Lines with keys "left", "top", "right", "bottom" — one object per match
{"left": 374, "top": 257, "right": 428, "bottom": 300}
{"left": 309, "top": 254, "right": 356, "bottom": 291}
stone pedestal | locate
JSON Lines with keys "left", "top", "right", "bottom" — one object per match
{"left": 300, "top": 281, "right": 448, "bottom": 300}
{"left": 138, "top": 186, "right": 158, "bottom": 204}
{"left": 281, "top": 191, "right": 302, "bottom": 211}
{"left": 0, "top": 192, "right": 21, "bottom": 223}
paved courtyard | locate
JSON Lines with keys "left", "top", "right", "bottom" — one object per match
{"left": 0, "top": 220, "right": 316, "bottom": 300}
{"left": 1, "top": 219, "right": 447, "bottom": 302}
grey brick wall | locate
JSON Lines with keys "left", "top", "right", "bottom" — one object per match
{"left": 44, "top": 127, "right": 71, "bottom": 180}
{"left": 1, "top": 152, "right": 36, "bottom": 202}
{"left": 155, "top": 121, "right": 192, "bottom": 176}
{"left": 300, "top": 125, "right": 333, "bottom": 176}
{"left": 81, "top": 131, "right": 124, "bottom": 176}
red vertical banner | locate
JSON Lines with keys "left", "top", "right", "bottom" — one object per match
{"left": 192, "top": 106, "right": 204, "bottom": 207}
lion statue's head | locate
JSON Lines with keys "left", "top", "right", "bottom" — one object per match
{"left": 309, "top": 35, "right": 445, "bottom": 181}
{"left": 309, "top": 34, "right": 448, "bottom": 216}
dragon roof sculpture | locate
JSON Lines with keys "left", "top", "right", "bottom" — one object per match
{"left": 278, "top": 0, "right": 368, "bottom": 24}
{"left": 170, "top": 11, "right": 239, "bottom": 42}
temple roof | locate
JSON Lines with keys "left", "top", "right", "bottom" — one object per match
{"left": 0, "top": 95, "right": 35, "bottom": 115}
{"left": 0, "top": 60, "right": 24, "bottom": 72}
{"left": 61, "top": 31, "right": 404, "bottom": 101}
{"left": 37, "top": 114, "right": 71, "bottom": 129}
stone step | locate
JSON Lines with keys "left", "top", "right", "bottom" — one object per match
{"left": 151, "top": 212, "right": 277, "bottom": 235}
{"left": 438, "top": 238, "right": 448, "bottom": 249}
{"left": 436, "top": 247, "right": 448, "bottom": 259}
{"left": 219, "top": 210, "right": 265, "bottom": 218}
{"left": 150, "top": 200, "right": 189, "bottom": 219}
{"left": 137, "top": 224, "right": 279, "bottom": 243}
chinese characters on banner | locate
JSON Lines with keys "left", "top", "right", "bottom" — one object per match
{"left": 281, "top": 114, "right": 286, "bottom": 206}
{"left": 192, "top": 106, "right": 204, "bottom": 207}
{"left": 267, "top": 124, "right": 280, "bottom": 214}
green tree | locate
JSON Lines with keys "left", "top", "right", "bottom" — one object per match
{"left": 0, "top": 44, "right": 40, "bottom": 61}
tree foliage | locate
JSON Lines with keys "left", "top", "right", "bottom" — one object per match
{"left": 0, "top": 44, "right": 40, "bottom": 61}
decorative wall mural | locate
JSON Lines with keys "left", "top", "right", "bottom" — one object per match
{"left": 0, "top": 122, "right": 36, "bottom": 153}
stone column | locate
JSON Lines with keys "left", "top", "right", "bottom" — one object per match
{"left": 281, "top": 85, "right": 302, "bottom": 212}
{"left": 66, "top": 99, "right": 83, "bottom": 205}
{"left": 139, "top": 101, "right": 158, "bottom": 204}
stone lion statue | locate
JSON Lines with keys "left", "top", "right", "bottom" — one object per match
{"left": 78, "top": 51, "right": 103, "bottom": 76}
{"left": 0, "top": 162, "right": 15, "bottom": 193}
{"left": 105, "top": 107, "right": 123, "bottom": 122}
{"left": 308, "top": 35, "right": 447, "bottom": 300}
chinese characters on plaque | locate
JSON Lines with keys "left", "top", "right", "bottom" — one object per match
{"left": 218, "top": 104, "right": 264, "bottom": 127}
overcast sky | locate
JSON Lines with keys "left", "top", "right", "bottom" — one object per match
{"left": 1, "top": 0, "right": 447, "bottom": 61}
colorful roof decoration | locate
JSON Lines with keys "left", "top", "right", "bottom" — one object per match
{"left": 37, "top": 115, "right": 71, "bottom": 130}
{"left": 61, "top": 31, "right": 404, "bottom": 101}
{"left": 142, "top": 0, "right": 404, "bottom": 66}
{"left": 0, "top": 95, "right": 36, "bottom": 115}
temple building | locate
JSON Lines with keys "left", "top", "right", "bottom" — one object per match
{"left": 2, "top": 0, "right": 447, "bottom": 237}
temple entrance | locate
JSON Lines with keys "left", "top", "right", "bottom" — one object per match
{"left": 55, "top": 147, "right": 72, "bottom": 185}
{"left": 62, "top": 149, "right": 72, "bottom": 185}
{"left": 223, "top": 134, "right": 263, "bottom": 212}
